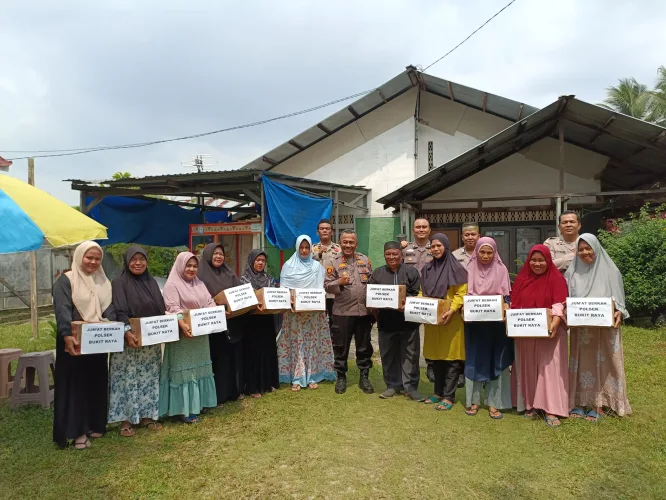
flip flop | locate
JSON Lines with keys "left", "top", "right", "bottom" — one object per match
{"left": 524, "top": 410, "right": 537, "bottom": 419}
{"left": 586, "top": 409, "right": 604, "bottom": 422}
{"left": 569, "top": 407, "right": 586, "bottom": 419}
{"left": 489, "top": 409, "right": 503, "bottom": 420}
{"left": 181, "top": 414, "right": 201, "bottom": 424}
{"left": 74, "top": 438, "right": 91, "bottom": 450}
{"left": 545, "top": 415, "right": 561, "bottom": 427}
{"left": 120, "top": 425, "right": 135, "bottom": 437}
{"left": 435, "top": 400, "right": 454, "bottom": 411}
{"left": 425, "top": 396, "right": 442, "bottom": 405}
{"left": 465, "top": 405, "right": 479, "bottom": 416}
{"left": 291, "top": 385, "right": 301, "bottom": 392}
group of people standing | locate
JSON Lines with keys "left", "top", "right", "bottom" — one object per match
{"left": 51, "top": 211, "right": 631, "bottom": 448}
{"left": 395, "top": 213, "right": 631, "bottom": 426}
{"left": 53, "top": 242, "right": 280, "bottom": 448}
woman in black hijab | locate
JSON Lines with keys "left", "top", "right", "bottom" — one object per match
{"left": 197, "top": 243, "right": 246, "bottom": 404}
{"left": 241, "top": 249, "right": 280, "bottom": 396}
{"left": 421, "top": 233, "right": 468, "bottom": 411}
{"left": 109, "top": 246, "right": 165, "bottom": 436}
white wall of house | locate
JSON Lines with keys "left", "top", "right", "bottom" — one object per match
{"left": 420, "top": 137, "right": 609, "bottom": 210}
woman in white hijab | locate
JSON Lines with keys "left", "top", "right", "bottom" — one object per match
{"left": 52, "top": 241, "right": 116, "bottom": 449}
{"left": 276, "top": 235, "right": 336, "bottom": 391}
{"left": 565, "top": 233, "right": 632, "bottom": 421}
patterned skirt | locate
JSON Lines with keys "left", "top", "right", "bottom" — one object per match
{"left": 277, "top": 311, "right": 336, "bottom": 387}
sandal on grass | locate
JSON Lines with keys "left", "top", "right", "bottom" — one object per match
{"left": 250, "top": 393, "right": 262, "bottom": 398}
{"left": 545, "top": 415, "right": 561, "bottom": 427}
{"left": 435, "top": 400, "right": 454, "bottom": 411}
{"left": 120, "top": 425, "right": 135, "bottom": 437}
{"left": 181, "top": 414, "right": 201, "bottom": 424}
{"left": 586, "top": 409, "right": 605, "bottom": 423}
{"left": 140, "top": 420, "right": 162, "bottom": 431}
{"left": 570, "top": 407, "right": 586, "bottom": 419}
{"left": 87, "top": 432, "right": 104, "bottom": 439}
{"left": 308, "top": 383, "right": 319, "bottom": 390}
{"left": 489, "top": 408, "right": 503, "bottom": 420}
{"left": 524, "top": 410, "right": 537, "bottom": 419}
{"left": 291, "top": 384, "right": 301, "bottom": 392}
{"left": 465, "top": 405, "right": 479, "bottom": 416}
{"left": 425, "top": 396, "right": 442, "bottom": 405}
{"left": 74, "top": 437, "right": 91, "bottom": 450}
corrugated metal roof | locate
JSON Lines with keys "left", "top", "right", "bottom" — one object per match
{"left": 377, "top": 96, "right": 666, "bottom": 208}
{"left": 67, "top": 169, "right": 369, "bottom": 194}
{"left": 241, "top": 65, "right": 536, "bottom": 172}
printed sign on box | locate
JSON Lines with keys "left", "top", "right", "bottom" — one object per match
{"left": 506, "top": 308, "right": 551, "bottom": 338}
{"left": 224, "top": 283, "right": 259, "bottom": 312}
{"left": 292, "top": 289, "right": 326, "bottom": 311}
{"left": 366, "top": 285, "right": 406, "bottom": 309}
{"left": 261, "top": 288, "right": 291, "bottom": 310}
{"left": 129, "top": 315, "right": 180, "bottom": 347}
{"left": 566, "top": 297, "right": 614, "bottom": 327}
{"left": 78, "top": 322, "right": 124, "bottom": 354}
{"left": 463, "top": 295, "right": 504, "bottom": 322}
{"left": 404, "top": 297, "right": 450, "bottom": 325}
{"left": 186, "top": 306, "right": 228, "bottom": 336}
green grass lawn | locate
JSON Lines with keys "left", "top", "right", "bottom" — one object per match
{"left": 0, "top": 321, "right": 665, "bottom": 499}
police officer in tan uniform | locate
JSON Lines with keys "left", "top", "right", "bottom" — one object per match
{"left": 544, "top": 210, "right": 581, "bottom": 272}
{"left": 400, "top": 218, "right": 433, "bottom": 274}
{"left": 325, "top": 229, "right": 374, "bottom": 395}
{"left": 452, "top": 222, "right": 480, "bottom": 267}
{"left": 312, "top": 218, "right": 342, "bottom": 326}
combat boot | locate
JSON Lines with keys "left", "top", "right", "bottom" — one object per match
{"left": 335, "top": 373, "right": 347, "bottom": 394}
{"left": 358, "top": 368, "right": 374, "bottom": 394}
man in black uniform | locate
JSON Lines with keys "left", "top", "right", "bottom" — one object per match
{"left": 369, "top": 241, "right": 424, "bottom": 401}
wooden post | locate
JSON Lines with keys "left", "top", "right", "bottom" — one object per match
{"left": 28, "top": 158, "right": 39, "bottom": 339}
{"left": 558, "top": 122, "right": 565, "bottom": 236}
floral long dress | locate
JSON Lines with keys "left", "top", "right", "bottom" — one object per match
{"left": 569, "top": 326, "right": 632, "bottom": 416}
{"left": 108, "top": 345, "right": 162, "bottom": 424}
{"left": 277, "top": 311, "right": 336, "bottom": 387}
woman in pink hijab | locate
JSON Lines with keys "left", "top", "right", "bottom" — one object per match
{"left": 463, "top": 237, "right": 514, "bottom": 419}
{"left": 159, "top": 252, "right": 218, "bottom": 424}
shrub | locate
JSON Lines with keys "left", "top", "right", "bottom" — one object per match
{"left": 105, "top": 243, "right": 179, "bottom": 278}
{"left": 598, "top": 204, "right": 666, "bottom": 322}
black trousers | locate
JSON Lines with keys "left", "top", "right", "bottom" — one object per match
{"left": 378, "top": 326, "right": 420, "bottom": 392}
{"left": 433, "top": 360, "right": 464, "bottom": 401}
{"left": 330, "top": 314, "right": 373, "bottom": 374}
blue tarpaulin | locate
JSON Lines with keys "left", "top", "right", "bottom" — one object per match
{"left": 261, "top": 175, "right": 332, "bottom": 250}
{"left": 86, "top": 196, "right": 231, "bottom": 247}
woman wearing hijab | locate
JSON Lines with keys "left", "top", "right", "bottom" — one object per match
{"left": 159, "top": 252, "right": 217, "bottom": 424}
{"left": 565, "top": 234, "right": 631, "bottom": 421}
{"left": 421, "top": 233, "right": 468, "bottom": 411}
{"left": 511, "top": 244, "right": 569, "bottom": 427}
{"left": 240, "top": 249, "right": 280, "bottom": 397}
{"left": 463, "top": 237, "right": 514, "bottom": 419}
{"left": 277, "top": 235, "right": 336, "bottom": 391}
{"left": 53, "top": 241, "right": 116, "bottom": 449}
{"left": 197, "top": 243, "right": 246, "bottom": 404}
{"left": 109, "top": 246, "right": 164, "bottom": 437}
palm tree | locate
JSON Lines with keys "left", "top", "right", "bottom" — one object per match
{"left": 600, "top": 67, "right": 666, "bottom": 126}
{"left": 600, "top": 77, "right": 653, "bottom": 120}
{"left": 649, "top": 65, "right": 666, "bottom": 126}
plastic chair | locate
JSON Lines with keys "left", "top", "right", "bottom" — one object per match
{"left": 10, "top": 351, "right": 55, "bottom": 409}
{"left": 0, "top": 348, "right": 24, "bottom": 398}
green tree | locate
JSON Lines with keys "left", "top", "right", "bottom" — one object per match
{"left": 112, "top": 171, "right": 132, "bottom": 180}
{"left": 600, "top": 66, "right": 666, "bottom": 126}
{"left": 597, "top": 204, "right": 666, "bottom": 323}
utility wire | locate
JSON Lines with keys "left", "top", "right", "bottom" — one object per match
{"left": 423, "top": 0, "right": 517, "bottom": 70}
{"left": 4, "top": 90, "right": 373, "bottom": 159}
{"left": 4, "top": 1, "right": 518, "bottom": 160}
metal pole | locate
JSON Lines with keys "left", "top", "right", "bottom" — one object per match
{"left": 555, "top": 196, "right": 562, "bottom": 236}
{"left": 558, "top": 120, "right": 565, "bottom": 193}
{"left": 334, "top": 189, "right": 339, "bottom": 242}
{"left": 260, "top": 179, "right": 265, "bottom": 249}
{"left": 414, "top": 88, "right": 420, "bottom": 178}
{"left": 28, "top": 158, "right": 38, "bottom": 339}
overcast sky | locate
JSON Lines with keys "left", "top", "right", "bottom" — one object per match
{"left": 2, "top": 0, "right": 665, "bottom": 205}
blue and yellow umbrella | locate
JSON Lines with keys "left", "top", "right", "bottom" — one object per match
{"left": 0, "top": 174, "right": 107, "bottom": 253}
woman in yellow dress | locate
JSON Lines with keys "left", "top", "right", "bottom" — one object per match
{"left": 422, "top": 233, "right": 468, "bottom": 411}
